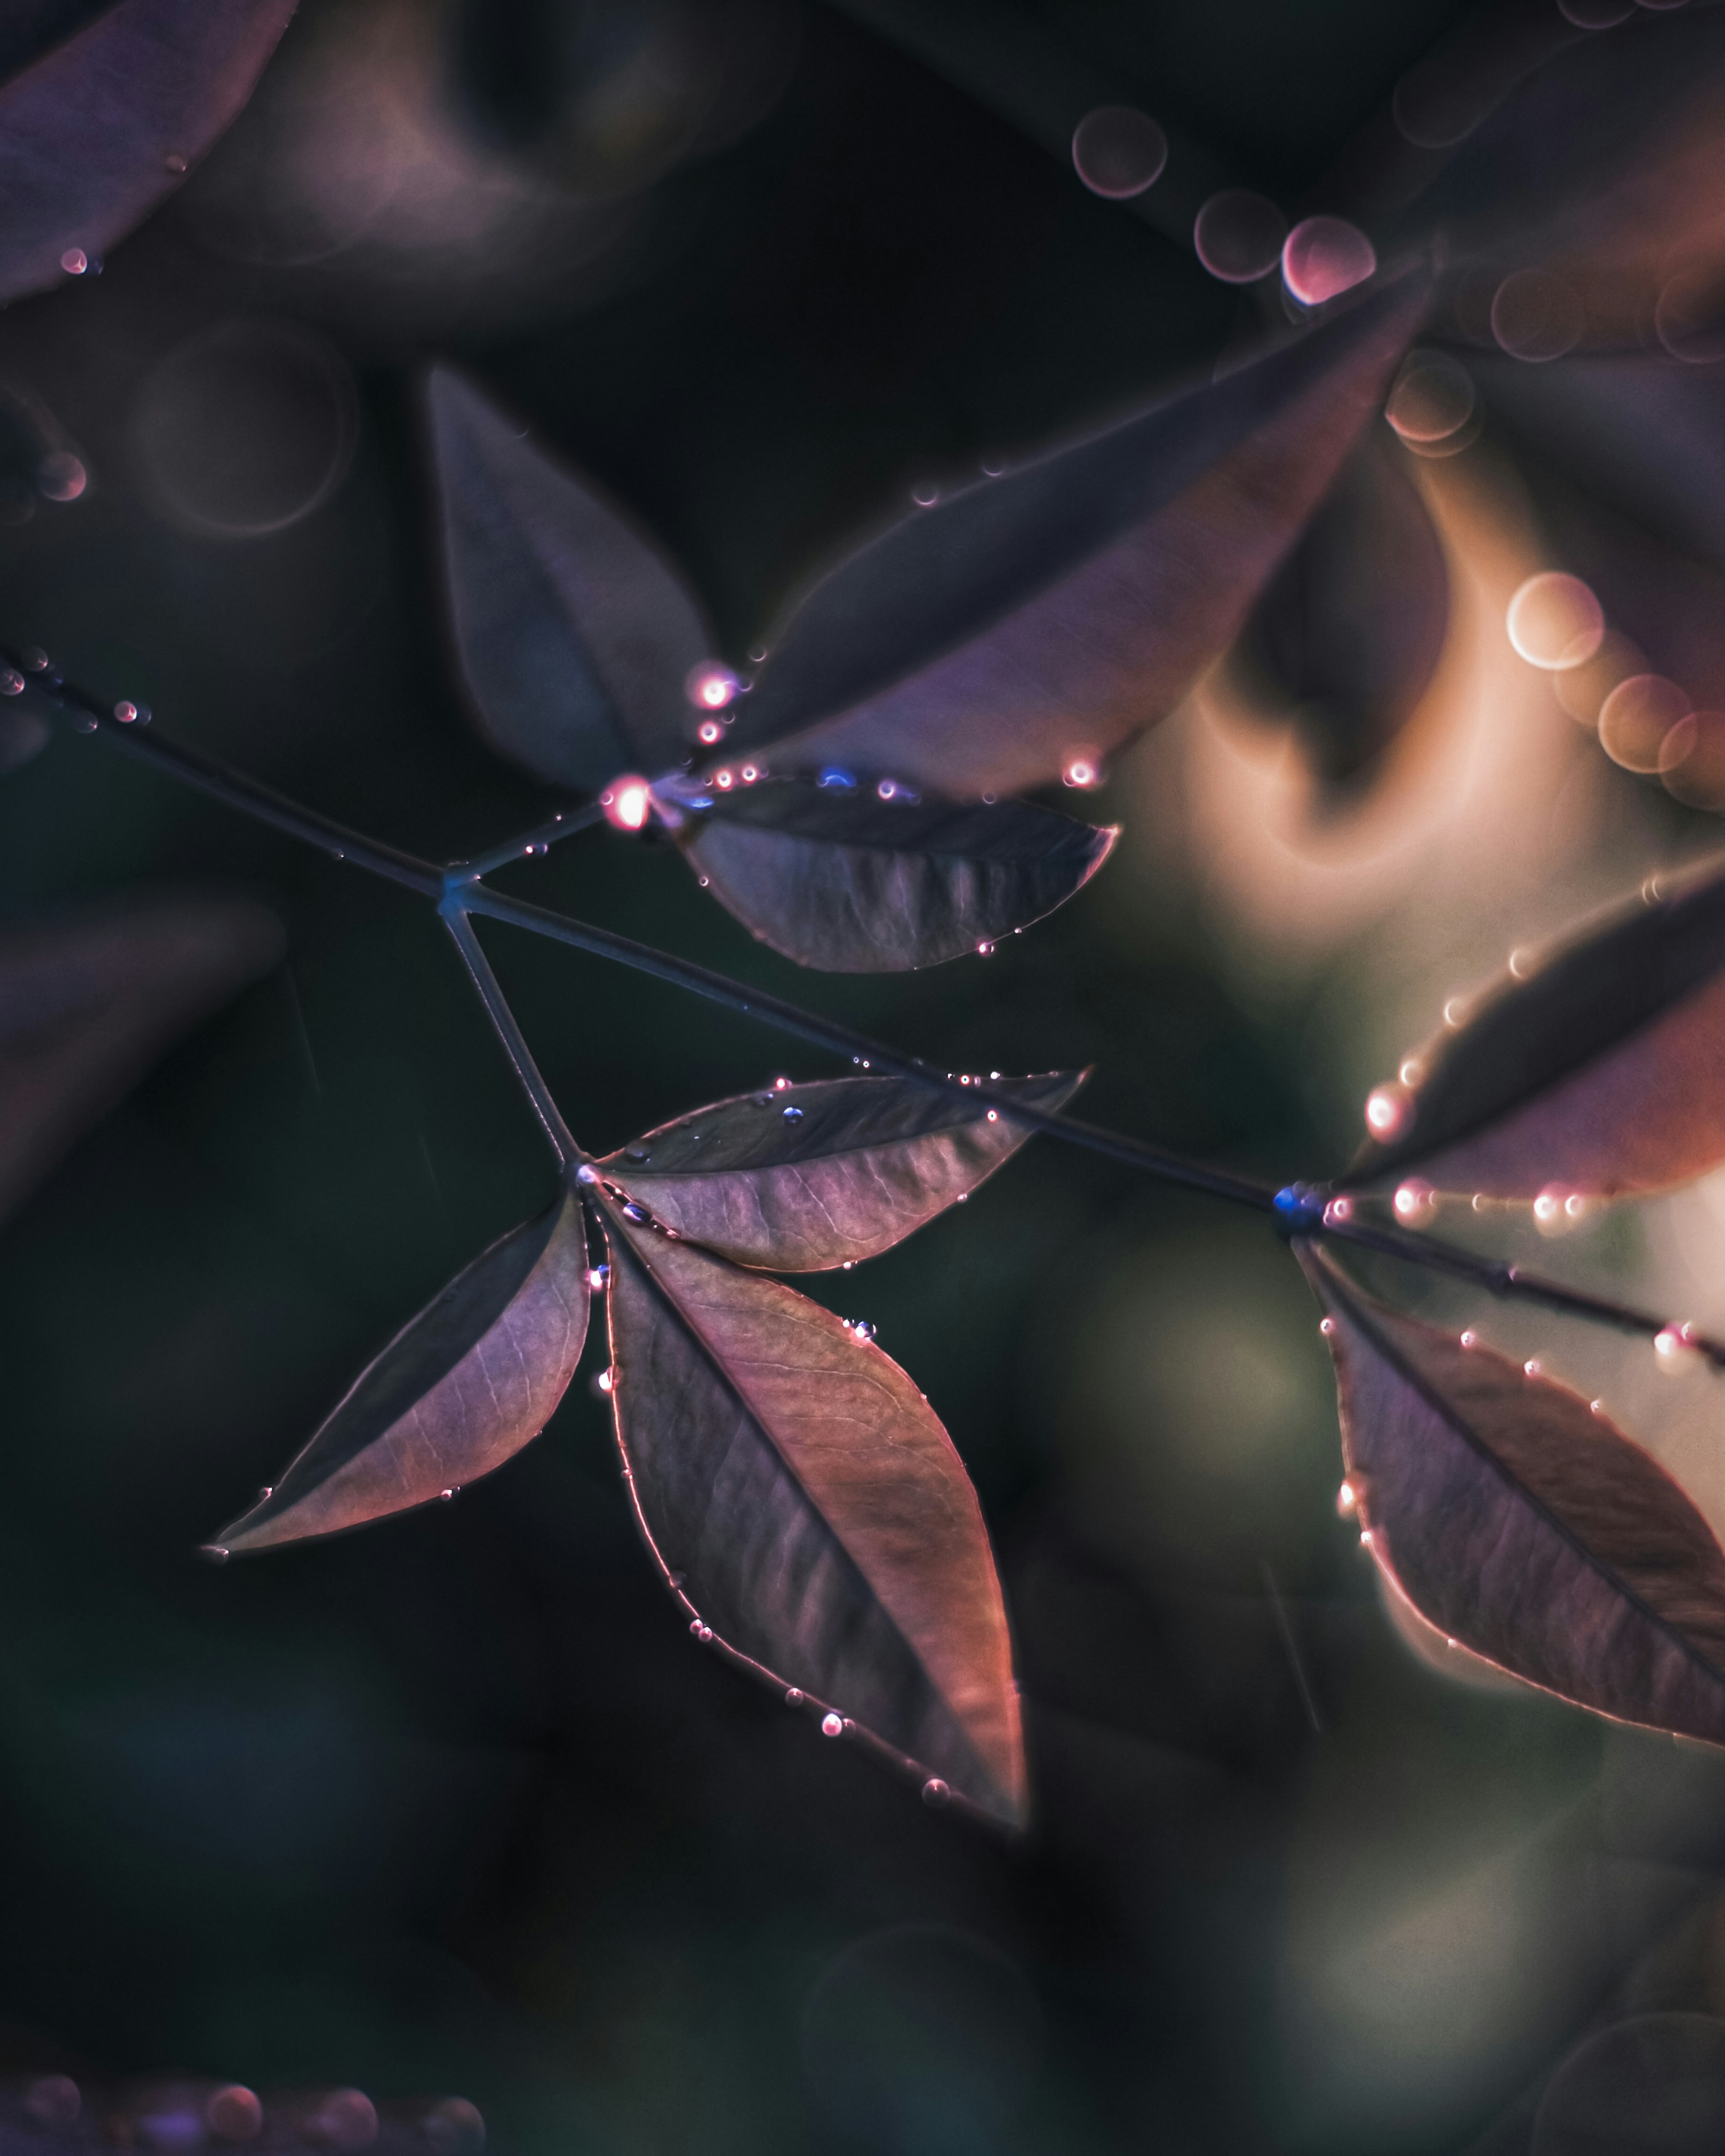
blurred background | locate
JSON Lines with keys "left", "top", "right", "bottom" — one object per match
{"left": 13, "top": 0, "right": 1725, "bottom": 2149}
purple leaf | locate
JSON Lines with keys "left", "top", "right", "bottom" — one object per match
{"left": 599, "top": 1069, "right": 1083, "bottom": 1270}
{"left": 0, "top": 0, "right": 298, "bottom": 304}
{"left": 0, "top": 895, "right": 283, "bottom": 1225}
{"left": 599, "top": 1196, "right": 1026, "bottom": 1824}
{"left": 725, "top": 278, "right": 1427, "bottom": 798}
{"left": 1343, "top": 854, "right": 1725, "bottom": 1201}
{"left": 1302, "top": 1243, "right": 1725, "bottom": 1744}
{"left": 209, "top": 1190, "right": 589, "bottom": 1554}
{"left": 429, "top": 367, "right": 714, "bottom": 790}
{"left": 674, "top": 779, "right": 1115, "bottom": 971}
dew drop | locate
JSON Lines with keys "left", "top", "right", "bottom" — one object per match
{"left": 440, "top": 1486, "right": 457, "bottom": 1499}
{"left": 0, "top": 670, "right": 23, "bottom": 694}
{"left": 849, "top": 1319, "right": 876, "bottom": 1342}
{"left": 595, "top": 1369, "right": 615, "bottom": 1394}
{"left": 1322, "top": 1195, "right": 1353, "bottom": 1226}
{"left": 621, "top": 1202, "right": 647, "bottom": 1222}
{"left": 786, "top": 1687, "right": 805, "bottom": 1706}
{"left": 818, "top": 766, "right": 856, "bottom": 789}
{"left": 1460, "top": 1330, "right": 1478, "bottom": 1348}
{"left": 782, "top": 1104, "right": 804, "bottom": 1121}
{"left": 1655, "top": 1325, "right": 1701, "bottom": 1375}
{"left": 1364, "top": 1082, "right": 1414, "bottom": 1140}
{"left": 1062, "top": 757, "right": 1100, "bottom": 789}
{"left": 1336, "top": 1480, "right": 1356, "bottom": 1514}
{"left": 698, "top": 719, "right": 723, "bottom": 745}
{"left": 1523, "top": 1359, "right": 1542, "bottom": 1379}
{"left": 1393, "top": 1178, "right": 1436, "bottom": 1223}
{"left": 1071, "top": 106, "right": 1168, "bottom": 198}
{"left": 821, "top": 1711, "right": 845, "bottom": 1737}
{"left": 986, "top": 1109, "right": 999, "bottom": 1122}
{"left": 1506, "top": 572, "right": 1606, "bottom": 672}
{"left": 1282, "top": 216, "right": 1376, "bottom": 305}
{"left": 685, "top": 661, "right": 739, "bottom": 711}
{"left": 877, "top": 778, "right": 899, "bottom": 800}
{"left": 1491, "top": 270, "right": 1583, "bottom": 362}
{"left": 980, "top": 456, "right": 1005, "bottom": 477}
{"left": 208, "top": 1547, "right": 230, "bottom": 1563}
{"left": 258, "top": 1485, "right": 273, "bottom": 1501}
{"left": 1601, "top": 673, "right": 1690, "bottom": 773}
{"left": 842, "top": 1260, "right": 854, "bottom": 1270}
{"left": 601, "top": 776, "right": 652, "bottom": 831}
{"left": 976, "top": 940, "right": 995, "bottom": 957}
{"left": 1193, "top": 190, "right": 1287, "bottom": 282}
{"left": 921, "top": 1776, "right": 951, "bottom": 1807}
{"left": 164, "top": 151, "right": 189, "bottom": 174}
{"left": 911, "top": 483, "right": 939, "bottom": 508}
{"left": 1319, "top": 1316, "right": 1336, "bottom": 1336}
{"left": 576, "top": 1164, "right": 598, "bottom": 1184}
{"left": 38, "top": 452, "right": 86, "bottom": 502}
{"left": 60, "top": 247, "right": 88, "bottom": 275}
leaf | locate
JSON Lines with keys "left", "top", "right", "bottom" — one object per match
{"left": 0, "top": 896, "right": 284, "bottom": 1225}
{"left": 1300, "top": 1243, "right": 1725, "bottom": 1745}
{"left": 723, "top": 278, "right": 1427, "bottom": 800}
{"left": 208, "top": 1189, "right": 589, "bottom": 1554}
{"left": 599, "top": 1069, "right": 1083, "bottom": 1270}
{"left": 0, "top": 0, "right": 299, "bottom": 305}
{"left": 672, "top": 779, "right": 1115, "bottom": 971}
{"left": 429, "top": 367, "right": 714, "bottom": 791}
{"left": 1234, "top": 431, "right": 1449, "bottom": 786}
{"left": 598, "top": 1197, "right": 1026, "bottom": 1823}
{"left": 1342, "top": 854, "right": 1725, "bottom": 1201}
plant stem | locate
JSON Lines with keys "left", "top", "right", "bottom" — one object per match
{"left": 448, "top": 800, "right": 606, "bottom": 883}
{"left": 15, "top": 649, "right": 1714, "bottom": 1365}
{"left": 440, "top": 900, "right": 583, "bottom": 1168}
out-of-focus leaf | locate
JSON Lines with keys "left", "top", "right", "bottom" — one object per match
{"left": 429, "top": 366, "right": 712, "bottom": 790}
{"left": 0, "top": 707, "right": 50, "bottom": 779}
{"left": 1301, "top": 1244, "right": 1725, "bottom": 1745}
{"left": 599, "top": 1069, "right": 1082, "bottom": 1270}
{"left": 1234, "top": 431, "right": 1449, "bottom": 785}
{"left": 0, "top": 896, "right": 283, "bottom": 1225}
{"left": 0, "top": 0, "right": 299, "bottom": 305}
{"left": 1342, "top": 856, "right": 1725, "bottom": 1200}
{"left": 599, "top": 1200, "right": 1026, "bottom": 1824}
{"left": 209, "top": 1189, "right": 589, "bottom": 1553}
{"left": 724, "top": 278, "right": 1426, "bottom": 799}
{"left": 673, "top": 779, "right": 1115, "bottom": 971}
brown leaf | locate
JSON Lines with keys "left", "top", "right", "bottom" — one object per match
{"left": 0, "top": 0, "right": 299, "bottom": 305}
{"left": 1343, "top": 854, "right": 1725, "bottom": 1201}
{"left": 1301, "top": 1242, "right": 1725, "bottom": 1744}
{"left": 599, "top": 1069, "right": 1082, "bottom": 1271}
{"left": 0, "top": 896, "right": 284, "bottom": 1224}
{"left": 210, "top": 1190, "right": 589, "bottom": 1554}
{"left": 599, "top": 1194, "right": 1026, "bottom": 1823}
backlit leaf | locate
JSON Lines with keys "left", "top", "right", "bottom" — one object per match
{"left": 0, "top": 896, "right": 284, "bottom": 1225}
{"left": 724, "top": 278, "right": 1427, "bottom": 798}
{"left": 599, "top": 1069, "right": 1083, "bottom": 1270}
{"left": 1301, "top": 1243, "right": 1725, "bottom": 1745}
{"left": 209, "top": 1189, "right": 589, "bottom": 1553}
{"left": 0, "top": 0, "right": 298, "bottom": 305}
{"left": 1343, "top": 854, "right": 1725, "bottom": 1200}
{"left": 673, "top": 779, "right": 1115, "bottom": 971}
{"left": 599, "top": 1197, "right": 1026, "bottom": 1824}
{"left": 1235, "top": 432, "right": 1449, "bottom": 786}
{"left": 430, "top": 367, "right": 713, "bottom": 791}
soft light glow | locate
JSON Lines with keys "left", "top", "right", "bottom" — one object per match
{"left": 1193, "top": 190, "right": 1286, "bottom": 283}
{"left": 60, "top": 247, "right": 88, "bottom": 275}
{"left": 1655, "top": 1325, "right": 1701, "bottom": 1375}
{"left": 1600, "top": 673, "right": 1690, "bottom": 773}
{"left": 1660, "top": 709, "right": 1725, "bottom": 809}
{"left": 1506, "top": 572, "right": 1605, "bottom": 670}
{"left": 1322, "top": 1195, "right": 1353, "bottom": 1225}
{"left": 1063, "top": 757, "right": 1101, "bottom": 789}
{"left": 1282, "top": 216, "right": 1376, "bottom": 306}
{"left": 37, "top": 452, "right": 86, "bottom": 502}
{"left": 1384, "top": 352, "right": 1476, "bottom": 451}
{"left": 1071, "top": 106, "right": 1168, "bottom": 198}
{"left": 697, "top": 719, "right": 722, "bottom": 745}
{"left": 1491, "top": 270, "right": 1583, "bottom": 363}
{"left": 1336, "top": 1480, "right": 1357, "bottom": 1515}
{"left": 1393, "top": 1177, "right": 1436, "bottom": 1222}
{"left": 1398, "top": 1057, "right": 1424, "bottom": 1087}
{"left": 601, "top": 777, "right": 652, "bottom": 831}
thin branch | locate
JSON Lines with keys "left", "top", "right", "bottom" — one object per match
{"left": 440, "top": 901, "right": 582, "bottom": 1168}
{"left": 448, "top": 800, "right": 606, "bottom": 884}
{"left": 15, "top": 646, "right": 1718, "bottom": 1364}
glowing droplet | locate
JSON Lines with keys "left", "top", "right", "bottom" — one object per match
{"left": 596, "top": 1369, "right": 614, "bottom": 1393}
{"left": 740, "top": 764, "right": 758, "bottom": 783}
{"left": 208, "top": 1547, "right": 230, "bottom": 1562}
{"left": 1282, "top": 216, "right": 1376, "bottom": 306}
{"left": 849, "top": 1319, "right": 876, "bottom": 1342}
{"left": 921, "top": 1776, "right": 951, "bottom": 1806}
{"left": 1336, "top": 1479, "right": 1357, "bottom": 1514}
{"left": 1399, "top": 1058, "right": 1424, "bottom": 1088}
{"left": 698, "top": 719, "right": 722, "bottom": 745}
{"left": 164, "top": 150, "right": 189, "bottom": 174}
{"left": 685, "top": 662, "right": 739, "bottom": 711}
{"left": 1460, "top": 1330, "right": 1478, "bottom": 1349}
{"left": 976, "top": 940, "right": 995, "bottom": 957}
{"left": 1533, "top": 1188, "right": 1562, "bottom": 1226}
{"left": 1062, "top": 757, "right": 1100, "bottom": 789}
{"left": 773, "top": 1075, "right": 791, "bottom": 1090}
{"left": 60, "top": 247, "right": 88, "bottom": 275}
{"left": 986, "top": 1109, "right": 999, "bottom": 1122}
{"left": 38, "top": 452, "right": 85, "bottom": 502}
{"left": 1364, "top": 1082, "right": 1414, "bottom": 1140}
{"left": 1322, "top": 1195, "right": 1353, "bottom": 1226}
{"left": 440, "top": 1486, "right": 456, "bottom": 1499}
{"left": 1192, "top": 190, "right": 1287, "bottom": 282}
{"left": 1319, "top": 1316, "right": 1336, "bottom": 1336}
{"left": 1506, "top": 572, "right": 1605, "bottom": 670}
{"left": 1655, "top": 1325, "right": 1701, "bottom": 1374}
{"left": 1524, "top": 1358, "right": 1542, "bottom": 1378}
{"left": 1491, "top": 270, "right": 1583, "bottom": 362}
{"left": 1071, "top": 106, "right": 1168, "bottom": 199}
{"left": 1601, "top": 673, "right": 1690, "bottom": 773}
{"left": 818, "top": 766, "right": 855, "bottom": 789}
{"left": 782, "top": 1104, "right": 803, "bottom": 1121}
{"left": 1393, "top": 1178, "right": 1436, "bottom": 1223}
{"left": 1360, "top": 1529, "right": 1374, "bottom": 1547}
{"left": 878, "top": 778, "right": 899, "bottom": 800}
{"left": 911, "top": 483, "right": 939, "bottom": 508}
{"left": 690, "top": 1619, "right": 712, "bottom": 1640}
{"left": 821, "top": 1711, "right": 845, "bottom": 1737}
{"left": 786, "top": 1687, "right": 805, "bottom": 1706}
{"left": 0, "top": 671, "right": 22, "bottom": 694}
{"left": 601, "top": 776, "right": 652, "bottom": 831}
